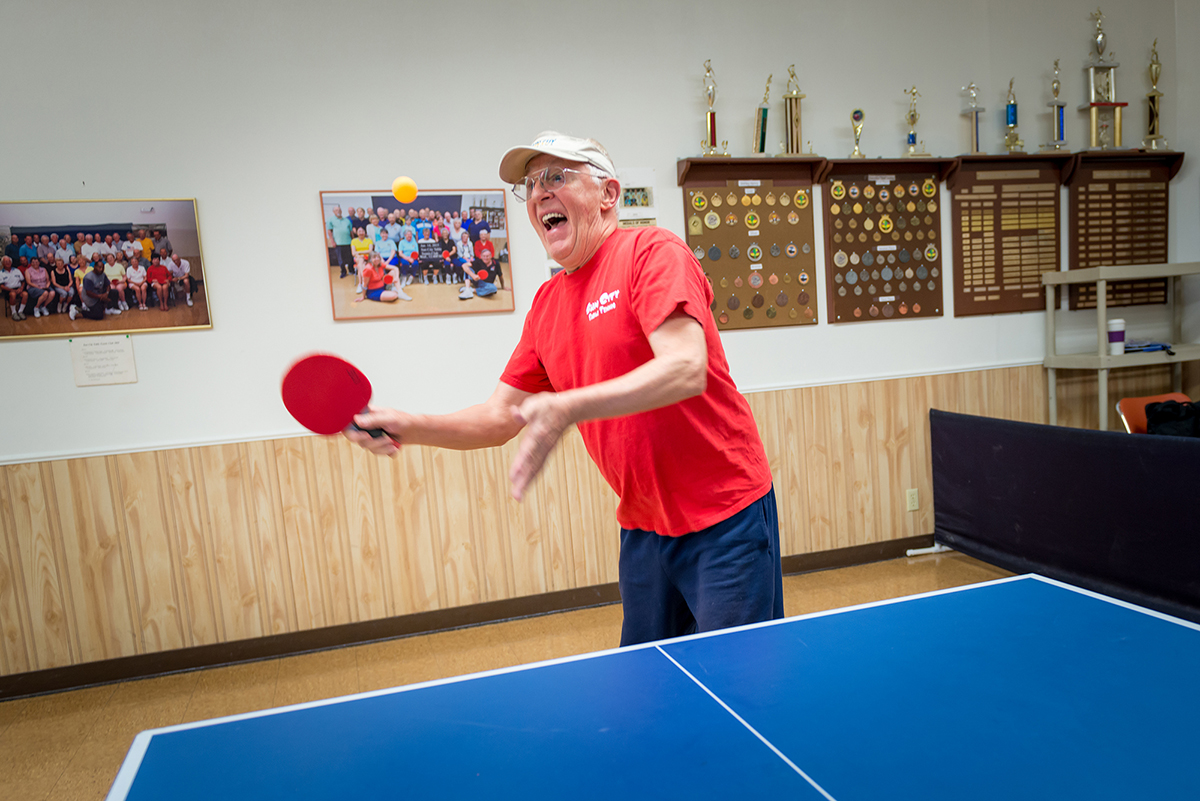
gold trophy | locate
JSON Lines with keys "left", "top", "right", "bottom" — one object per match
{"left": 902, "top": 86, "right": 927, "bottom": 157}
{"left": 701, "top": 60, "right": 728, "bottom": 157}
{"left": 1080, "top": 9, "right": 1127, "bottom": 149}
{"left": 1143, "top": 39, "right": 1170, "bottom": 150}
{"left": 752, "top": 74, "right": 772, "bottom": 156}
{"left": 1003, "top": 79, "right": 1025, "bottom": 153}
{"left": 781, "top": 65, "right": 807, "bottom": 155}
{"left": 961, "top": 82, "right": 985, "bottom": 155}
{"left": 849, "top": 108, "right": 866, "bottom": 158}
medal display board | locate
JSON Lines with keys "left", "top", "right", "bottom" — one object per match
{"left": 946, "top": 154, "right": 1073, "bottom": 316}
{"left": 819, "top": 159, "right": 954, "bottom": 323}
{"left": 1066, "top": 151, "right": 1184, "bottom": 310}
{"left": 678, "top": 158, "right": 826, "bottom": 331}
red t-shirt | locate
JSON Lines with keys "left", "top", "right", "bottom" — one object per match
{"left": 473, "top": 240, "right": 495, "bottom": 260}
{"left": 147, "top": 264, "right": 170, "bottom": 283}
{"left": 362, "top": 264, "right": 385, "bottom": 291}
{"left": 501, "top": 226, "right": 771, "bottom": 536}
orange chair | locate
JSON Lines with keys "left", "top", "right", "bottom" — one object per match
{"left": 1116, "top": 392, "right": 1192, "bottom": 434}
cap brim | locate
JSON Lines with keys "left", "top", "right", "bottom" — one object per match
{"left": 498, "top": 145, "right": 591, "bottom": 184}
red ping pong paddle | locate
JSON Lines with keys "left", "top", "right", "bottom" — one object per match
{"left": 281, "top": 353, "right": 388, "bottom": 439}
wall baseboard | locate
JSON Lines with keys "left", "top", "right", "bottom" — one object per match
{"left": 0, "top": 534, "right": 934, "bottom": 700}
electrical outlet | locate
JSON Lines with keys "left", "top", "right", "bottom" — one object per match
{"left": 905, "top": 488, "right": 919, "bottom": 512}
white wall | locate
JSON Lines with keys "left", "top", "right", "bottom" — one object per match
{"left": 0, "top": 0, "right": 1195, "bottom": 464}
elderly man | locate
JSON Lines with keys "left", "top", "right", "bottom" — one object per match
{"left": 18, "top": 235, "right": 38, "bottom": 264}
{"left": 4, "top": 236, "right": 21, "bottom": 263}
{"left": 347, "top": 132, "right": 781, "bottom": 646}
{"left": 168, "top": 253, "right": 194, "bottom": 306}
{"left": 120, "top": 231, "right": 141, "bottom": 262}
{"left": 1, "top": 256, "right": 28, "bottom": 320}
{"left": 466, "top": 207, "right": 491, "bottom": 242}
{"left": 55, "top": 235, "right": 75, "bottom": 264}
{"left": 37, "top": 235, "right": 55, "bottom": 263}
{"left": 97, "top": 234, "right": 118, "bottom": 261}
{"left": 326, "top": 205, "right": 354, "bottom": 279}
{"left": 151, "top": 229, "right": 172, "bottom": 257}
{"left": 79, "top": 234, "right": 100, "bottom": 263}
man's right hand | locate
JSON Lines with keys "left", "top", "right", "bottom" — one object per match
{"left": 345, "top": 406, "right": 410, "bottom": 456}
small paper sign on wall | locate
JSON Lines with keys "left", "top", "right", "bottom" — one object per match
{"left": 70, "top": 335, "right": 138, "bottom": 386}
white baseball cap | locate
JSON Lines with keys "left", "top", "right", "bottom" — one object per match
{"left": 498, "top": 131, "right": 617, "bottom": 184}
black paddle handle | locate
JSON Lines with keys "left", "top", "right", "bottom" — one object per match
{"left": 351, "top": 422, "right": 387, "bottom": 439}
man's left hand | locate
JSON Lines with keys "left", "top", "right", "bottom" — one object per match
{"left": 509, "top": 392, "right": 572, "bottom": 502}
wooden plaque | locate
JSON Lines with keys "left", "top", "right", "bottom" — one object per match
{"left": 947, "top": 155, "right": 1072, "bottom": 316}
{"left": 820, "top": 159, "right": 953, "bottom": 324}
{"left": 1065, "top": 151, "right": 1184, "bottom": 309}
{"left": 678, "top": 158, "right": 825, "bottom": 331}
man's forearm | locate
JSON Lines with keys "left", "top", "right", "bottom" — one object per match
{"left": 405, "top": 403, "right": 524, "bottom": 450}
{"left": 559, "top": 347, "right": 706, "bottom": 426}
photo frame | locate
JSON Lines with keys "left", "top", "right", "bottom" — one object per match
{"left": 0, "top": 198, "right": 210, "bottom": 341}
{"left": 320, "top": 189, "right": 514, "bottom": 321}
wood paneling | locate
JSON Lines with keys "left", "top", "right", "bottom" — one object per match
{"left": 0, "top": 363, "right": 1173, "bottom": 677}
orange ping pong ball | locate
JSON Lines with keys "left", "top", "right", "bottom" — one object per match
{"left": 392, "top": 176, "right": 418, "bottom": 204}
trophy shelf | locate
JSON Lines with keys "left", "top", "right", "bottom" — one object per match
{"left": 944, "top": 152, "right": 1077, "bottom": 191}
{"left": 1064, "top": 149, "right": 1184, "bottom": 181}
{"left": 817, "top": 157, "right": 956, "bottom": 185}
{"left": 677, "top": 156, "right": 827, "bottom": 186}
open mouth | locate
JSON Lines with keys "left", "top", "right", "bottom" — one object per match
{"left": 540, "top": 212, "right": 567, "bottom": 232}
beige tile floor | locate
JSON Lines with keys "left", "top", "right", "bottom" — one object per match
{"left": 0, "top": 552, "right": 1009, "bottom": 800}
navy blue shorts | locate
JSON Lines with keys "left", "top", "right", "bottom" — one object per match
{"left": 618, "top": 486, "right": 784, "bottom": 646}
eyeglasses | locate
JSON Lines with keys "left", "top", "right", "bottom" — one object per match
{"left": 511, "top": 166, "right": 602, "bottom": 201}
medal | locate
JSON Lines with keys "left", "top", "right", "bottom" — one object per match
{"left": 691, "top": 192, "right": 707, "bottom": 210}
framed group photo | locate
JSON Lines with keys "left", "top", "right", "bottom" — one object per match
{"left": 320, "top": 189, "right": 514, "bottom": 320}
{"left": 0, "top": 198, "right": 210, "bottom": 341}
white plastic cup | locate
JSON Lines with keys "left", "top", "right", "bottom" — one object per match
{"left": 1107, "top": 318, "right": 1126, "bottom": 355}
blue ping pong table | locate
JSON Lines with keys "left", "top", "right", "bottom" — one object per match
{"left": 106, "top": 575, "right": 1200, "bottom": 800}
